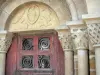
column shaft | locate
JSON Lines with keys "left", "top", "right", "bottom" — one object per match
{"left": 0, "top": 53, "right": 6, "bottom": 75}
{"left": 95, "top": 46, "right": 100, "bottom": 75}
{"left": 78, "top": 50, "right": 88, "bottom": 75}
{"left": 65, "top": 51, "right": 74, "bottom": 75}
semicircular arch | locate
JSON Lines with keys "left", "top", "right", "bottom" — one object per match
{"left": 5, "top": 1, "right": 60, "bottom": 32}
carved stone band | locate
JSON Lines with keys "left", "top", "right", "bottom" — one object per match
{"left": 87, "top": 23, "right": 100, "bottom": 45}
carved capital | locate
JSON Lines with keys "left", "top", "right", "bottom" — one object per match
{"left": 88, "top": 23, "right": 100, "bottom": 45}
{"left": 58, "top": 32, "right": 73, "bottom": 51}
{"left": 56, "top": 25, "right": 73, "bottom": 51}
{"left": 0, "top": 31, "right": 13, "bottom": 53}
{"left": 82, "top": 14, "right": 100, "bottom": 46}
{"left": 71, "top": 28, "right": 89, "bottom": 50}
{"left": 67, "top": 20, "right": 89, "bottom": 50}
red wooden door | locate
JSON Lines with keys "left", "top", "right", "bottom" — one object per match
{"left": 6, "top": 33, "right": 64, "bottom": 75}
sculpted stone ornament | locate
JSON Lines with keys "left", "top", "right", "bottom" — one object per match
{"left": 7, "top": 2, "right": 59, "bottom": 31}
{"left": 0, "top": 34, "right": 12, "bottom": 53}
{"left": 71, "top": 28, "right": 89, "bottom": 50}
{"left": 58, "top": 33, "right": 73, "bottom": 51}
{"left": 87, "top": 23, "right": 100, "bottom": 45}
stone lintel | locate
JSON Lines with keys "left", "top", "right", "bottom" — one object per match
{"left": 66, "top": 20, "right": 86, "bottom": 28}
{"left": 55, "top": 24, "right": 69, "bottom": 30}
{"left": 66, "top": 20, "right": 84, "bottom": 26}
{"left": 82, "top": 14, "right": 100, "bottom": 24}
{"left": 55, "top": 24, "right": 69, "bottom": 33}
{"left": 82, "top": 14, "right": 100, "bottom": 21}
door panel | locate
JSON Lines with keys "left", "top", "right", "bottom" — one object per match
{"left": 6, "top": 33, "right": 64, "bottom": 75}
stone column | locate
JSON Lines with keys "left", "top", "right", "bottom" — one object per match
{"left": 0, "top": 31, "right": 12, "bottom": 75}
{"left": 64, "top": 50, "right": 74, "bottom": 75}
{"left": 83, "top": 15, "right": 100, "bottom": 75}
{"left": 94, "top": 45, "right": 100, "bottom": 75}
{"left": 56, "top": 26, "right": 74, "bottom": 75}
{"left": 67, "top": 21, "right": 89, "bottom": 75}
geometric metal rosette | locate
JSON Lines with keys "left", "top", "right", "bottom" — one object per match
{"left": 21, "top": 55, "right": 33, "bottom": 68}
{"left": 38, "top": 37, "right": 50, "bottom": 50}
{"left": 22, "top": 38, "right": 33, "bottom": 50}
{"left": 38, "top": 55, "right": 50, "bottom": 68}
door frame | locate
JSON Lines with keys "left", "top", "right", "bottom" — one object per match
{"left": 6, "top": 30, "right": 65, "bottom": 75}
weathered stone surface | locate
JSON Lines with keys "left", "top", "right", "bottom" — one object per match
{"left": 0, "top": 31, "right": 12, "bottom": 53}
{"left": 71, "top": 28, "right": 89, "bottom": 50}
{"left": 58, "top": 33, "right": 73, "bottom": 51}
{"left": 88, "top": 23, "right": 100, "bottom": 45}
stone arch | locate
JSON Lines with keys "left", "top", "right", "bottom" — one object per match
{"left": 0, "top": 0, "right": 71, "bottom": 30}
{"left": 66, "top": 0, "right": 78, "bottom": 20}
{"left": 4, "top": 1, "right": 60, "bottom": 32}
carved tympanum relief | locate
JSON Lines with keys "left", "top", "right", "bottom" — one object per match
{"left": 0, "top": 35, "right": 12, "bottom": 53}
{"left": 58, "top": 33, "right": 73, "bottom": 51}
{"left": 7, "top": 2, "right": 59, "bottom": 31}
{"left": 88, "top": 23, "right": 100, "bottom": 45}
{"left": 71, "top": 28, "right": 89, "bottom": 50}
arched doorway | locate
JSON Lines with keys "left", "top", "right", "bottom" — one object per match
{"left": 5, "top": 1, "right": 64, "bottom": 75}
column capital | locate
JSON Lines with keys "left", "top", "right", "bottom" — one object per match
{"left": 0, "top": 31, "right": 13, "bottom": 53}
{"left": 82, "top": 14, "right": 100, "bottom": 46}
{"left": 55, "top": 25, "right": 73, "bottom": 51}
{"left": 67, "top": 21, "right": 89, "bottom": 50}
